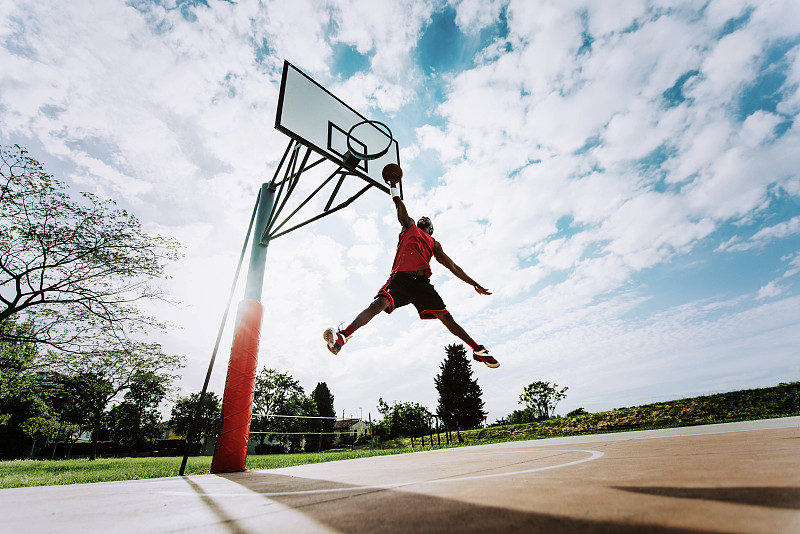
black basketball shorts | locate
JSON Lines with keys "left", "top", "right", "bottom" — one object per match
{"left": 377, "top": 272, "right": 448, "bottom": 320}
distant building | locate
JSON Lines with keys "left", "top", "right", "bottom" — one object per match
{"left": 34, "top": 371, "right": 61, "bottom": 400}
{"left": 333, "top": 419, "right": 368, "bottom": 445}
{"left": 160, "top": 423, "right": 183, "bottom": 441}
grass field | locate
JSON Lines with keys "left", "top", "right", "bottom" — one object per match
{"left": 0, "top": 446, "right": 441, "bottom": 489}
{"left": 2, "top": 382, "right": 797, "bottom": 489}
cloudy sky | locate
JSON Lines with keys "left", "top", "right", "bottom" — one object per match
{"left": 2, "top": 0, "right": 799, "bottom": 424}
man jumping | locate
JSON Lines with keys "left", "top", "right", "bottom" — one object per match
{"left": 324, "top": 167, "right": 499, "bottom": 368}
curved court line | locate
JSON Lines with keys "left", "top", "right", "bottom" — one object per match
{"left": 164, "top": 449, "right": 604, "bottom": 498}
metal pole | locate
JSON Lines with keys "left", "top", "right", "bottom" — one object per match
{"left": 179, "top": 192, "right": 260, "bottom": 476}
{"left": 245, "top": 182, "right": 277, "bottom": 301}
{"left": 210, "top": 183, "right": 277, "bottom": 474}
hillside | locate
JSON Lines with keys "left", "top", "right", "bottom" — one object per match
{"left": 421, "top": 381, "right": 800, "bottom": 446}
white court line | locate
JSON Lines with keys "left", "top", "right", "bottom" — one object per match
{"left": 163, "top": 449, "right": 603, "bottom": 498}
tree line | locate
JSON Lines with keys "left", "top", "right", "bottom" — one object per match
{"left": 1, "top": 144, "right": 184, "bottom": 459}
{"left": 374, "top": 344, "right": 573, "bottom": 444}
{"left": 0, "top": 315, "right": 185, "bottom": 459}
{"left": 2, "top": 318, "right": 572, "bottom": 459}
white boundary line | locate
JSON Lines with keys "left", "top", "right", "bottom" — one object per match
{"left": 481, "top": 416, "right": 800, "bottom": 448}
{"left": 162, "top": 449, "right": 603, "bottom": 498}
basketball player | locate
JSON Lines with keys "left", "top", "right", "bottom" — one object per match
{"left": 324, "top": 170, "right": 499, "bottom": 368}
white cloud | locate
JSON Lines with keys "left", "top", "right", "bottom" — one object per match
{"left": 695, "top": 27, "right": 760, "bottom": 102}
{"left": 583, "top": 1, "right": 648, "bottom": 37}
{"left": 757, "top": 280, "right": 786, "bottom": 300}
{"left": 249, "top": 0, "right": 333, "bottom": 74}
{"left": 453, "top": 0, "right": 507, "bottom": 34}
{"left": 415, "top": 124, "right": 465, "bottom": 162}
{"left": 601, "top": 192, "right": 716, "bottom": 270}
{"left": 782, "top": 252, "right": 800, "bottom": 279}
{"left": 329, "top": 0, "right": 431, "bottom": 79}
{"left": 738, "top": 111, "right": 783, "bottom": 148}
{"left": 718, "top": 216, "right": 800, "bottom": 252}
{"left": 669, "top": 119, "right": 731, "bottom": 184}
{"left": 331, "top": 73, "right": 415, "bottom": 114}
{"left": 703, "top": 0, "right": 752, "bottom": 30}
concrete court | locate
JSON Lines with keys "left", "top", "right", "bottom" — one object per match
{"left": 1, "top": 418, "right": 798, "bottom": 534}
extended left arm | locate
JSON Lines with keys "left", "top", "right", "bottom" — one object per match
{"left": 433, "top": 241, "right": 491, "bottom": 295}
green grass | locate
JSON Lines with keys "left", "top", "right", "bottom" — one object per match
{"left": 0, "top": 447, "right": 446, "bottom": 489}
{"left": 2, "top": 381, "right": 798, "bottom": 489}
{"left": 0, "top": 456, "right": 209, "bottom": 489}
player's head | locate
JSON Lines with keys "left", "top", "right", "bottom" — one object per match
{"left": 417, "top": 216, "right": 433, "bottom": 235}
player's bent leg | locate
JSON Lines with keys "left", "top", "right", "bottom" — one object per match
{"left": 437, "top": 313, "right": 499, "bottom": 368}
{"left": 437, "top": 312, "right": 472, "bottom": 343}
{"left": 324, "top": 296, "right": 391, "bottom": 355}
{"left": 350, "top": 296, "right": 390, "bottom": 331}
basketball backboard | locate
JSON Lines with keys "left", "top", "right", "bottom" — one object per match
{"left": 275, "top": 60, "right": 400, "bottom": 189}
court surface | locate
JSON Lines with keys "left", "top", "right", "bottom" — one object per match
{"left": 2, "top": 417, "right": 798, "bottom": 533}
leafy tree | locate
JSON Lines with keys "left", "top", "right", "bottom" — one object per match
{"left": 434, "top": 344, "right": 487, "bottom": 434}
{"left": 377, "top": 398, "right": 432, "bottom": 439}
{"left": 54, "top": 372, "right": 113, "bottom": 458}
{"left": 107, "top": 372, "right": 168, "bottom": 450}
{"left": 0, "top": 144, "right": 181, "bottom": 353}
{"left": 20, "top": 416, "right": 59, "bottom": 458}
{"left": 311, "top": 382, "right": 336, "bottom": 450}
{"left": 519, "top": 381, "right": 568, "bottom": 420}
{"left": 50, "top": 372, "right": 105, "bottom": 437}
{"left": 567, "top": 407, "right": 588, "bottom": 417}
{"left": 170, "top": 392, "right": 221, "bottom": 450}
{"left": 126, "top": 371, "right": 169, "bottom": 410}
{"left": 506, "top": 408, "right": 538, "bottom": 425}
{"left": 58, "top": 422, "right": 83, "bottom": 459}
{"left": 41, "top": 342, "right": 183, "bottom": 459}
{"left": 0, "top": 316, "right": 49, "bottom": 458}
{"left": 253, "top": 368, "right": 305, "bottom": 419}
{"left": 251, "top": 368, "right": 318, "bottom": 449}
{"left": 108, "top": 402, "right": 162, "bottom": 451}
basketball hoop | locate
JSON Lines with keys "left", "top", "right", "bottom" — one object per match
{"left": 343, "top": 120, "right": 393, "bottom": 168}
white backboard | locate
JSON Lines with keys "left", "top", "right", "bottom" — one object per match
{"left": 275, "top": 61, "right": 401, "bottom": 187}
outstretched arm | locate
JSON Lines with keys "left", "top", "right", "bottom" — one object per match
{"left": 393, "top": 196, "right": 415, "bottom": 230}
{"left": 432, "top": 241, "right": 492, "bottom": 295}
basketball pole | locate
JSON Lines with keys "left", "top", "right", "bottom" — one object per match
{"left": 210, "top": 181, "right": 276, "bottom": 473}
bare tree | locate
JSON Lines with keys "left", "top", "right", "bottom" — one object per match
{"left": 0, "top": 144, "right": 181, "bottom": 352}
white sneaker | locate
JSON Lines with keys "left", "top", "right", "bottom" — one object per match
{"left": 323, "top": 327, "right": 351, "bottom": 355}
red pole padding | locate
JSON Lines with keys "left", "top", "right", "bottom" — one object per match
{"left": 210, "top": 299, "right": 264, "bottom": 473}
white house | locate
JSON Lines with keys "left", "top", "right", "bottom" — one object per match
{"left": 333, "top": 419, "right": 368, "bottom": 445}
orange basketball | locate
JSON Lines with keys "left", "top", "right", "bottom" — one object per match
{"left": 382, "top": 163, "right": 403, "bottom": 184}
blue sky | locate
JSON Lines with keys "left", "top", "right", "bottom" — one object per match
{"left": 1, "top": 0, "right": 799, "bottom": 423}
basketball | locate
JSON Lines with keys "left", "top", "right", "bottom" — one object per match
{"left": 382, "top": 163, "right": 403, "bottom": 185}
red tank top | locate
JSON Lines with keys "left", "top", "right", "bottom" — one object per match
{"left": 391, "top": 224, "right": 435, "bottom": 277}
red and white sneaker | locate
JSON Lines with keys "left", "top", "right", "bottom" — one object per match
{"left": 323, "top": 327, "right": 351, "bottom": 355}
{"left": 473, "top": 346, "right": 499, "bottom": 368}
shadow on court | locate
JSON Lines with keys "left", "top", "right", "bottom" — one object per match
{"left": 194, "top": 471, "right": 703, "bottom": 534}
{"left": 615, "top": 486, "right": 800, "bottom": 510}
